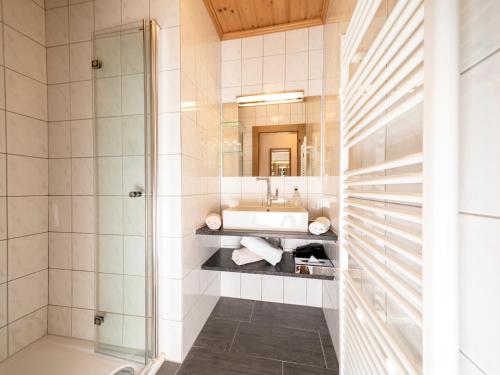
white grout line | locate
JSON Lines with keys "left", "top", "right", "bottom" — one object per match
{"left": 228, "top": 321, "right": 240, "bottom": 352}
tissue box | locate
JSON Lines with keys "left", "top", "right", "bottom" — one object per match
{"left": 294, "top": 257, "right": 335, "bottom": 277}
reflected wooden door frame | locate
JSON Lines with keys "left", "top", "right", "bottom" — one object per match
{"left": 252, "top": 123, "right": 305, "bottom": 176}
{"left": 269, "top": 147, "right": 291, "bottom": 176}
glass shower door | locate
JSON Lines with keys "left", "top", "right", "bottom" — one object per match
{"left": 92, "top": 21, "right": 153, "bottom": 364}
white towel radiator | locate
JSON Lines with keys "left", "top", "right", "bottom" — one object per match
{"left": 338, "top": 0, "right": 459, "bottom": 374}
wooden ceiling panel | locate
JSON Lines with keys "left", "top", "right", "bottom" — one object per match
{"left": 203, "top": 0, "right": 330, "bottom": 40}
{"left": 288, "top": 0, "right": 305, "bottom": 22}
{"left": 272, "top": 0, "right": 289, "bottom": 25}
{"left": 254, "top": 0, "right": 274, "bottom": 27}
{"left": 235, "top": 1, "right": 259, "bottom": 30}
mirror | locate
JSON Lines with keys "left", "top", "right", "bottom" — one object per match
{"left": 270, "top": 148, "right": 291, "bottom": 176}
{"left": 222, "top": 95, "right": 321, "bottom": 176}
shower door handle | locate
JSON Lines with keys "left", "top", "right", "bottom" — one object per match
{"left": 129, "top": 191, "right": 143, "bottom": 198}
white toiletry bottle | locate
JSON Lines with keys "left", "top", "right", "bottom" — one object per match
{"left": 292, "top": 187, "right": 301, "bottom": 207}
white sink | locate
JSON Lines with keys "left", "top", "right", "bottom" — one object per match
{"left": 222, "top": 206, "right": 309, "bottom": 232}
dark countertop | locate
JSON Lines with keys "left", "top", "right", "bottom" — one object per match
{"left": 196, "top": 225, "right": 338, "bottom": 241}
{"left": 201, "top": 248, "right": 335, "bottom": 280}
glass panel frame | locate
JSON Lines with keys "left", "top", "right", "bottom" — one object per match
{"left": 92, "top": 19, "right": 156, "bottom": 366}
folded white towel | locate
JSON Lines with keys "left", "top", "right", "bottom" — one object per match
{"left": 231, "top": 247, "right": 264, "bottom": 266}
{"left": 205, "top": 213, "right": 222, "bottom": 230}
{"left": 240, "top": 237, "right": 283, "bottom": 266}
{"left": 309, "top": 217, "right": 331, "bottom": 235}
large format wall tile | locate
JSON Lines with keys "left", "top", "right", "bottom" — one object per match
{"left": 68, "top": 2, "right": 93, "bottom": 43}
{"left": 3, "top": 0, "right": 45, "bottom": 46}
{"left": 6, "top": 70, "right": 47, "bottom": 121}
{"left": 49, "top": 232, "right": 72, "bottom": 270}
{"left": 46, "top": 7, "right": 69, "bottom": 47}
{"left": 48, "top": 305, "right": 71, "bottom": 337}
{"left": 459, "top": 214, "right": 500, "bottom": 373}
{"left": 460, "top": 0, "right": 500, "bottom": 72}
{"left": 72, "top": 271, "right": 95, "bottom": 310}
{"left": 4, "top": 26, "right": 47, "bottom": 83}
{"left": 47, "top": 45, "right": 69, "bottom": 84}
{"left": 48, "top": 83, "right": 70, "bottom": 121}
{"left": 7, "top": 156, "right": 48, "bottom": 196}
{"left": 7, "top": 233, "right": 48, "bottom": 281}
{"left": 8, "top": 270, "right": 48, "bottom": 323}
{"left": 8, "top": 196, "right": 48, "bottom": 238}
{"left": 71, "top": 308, "right": 94, "bottom": 341}
{"left": 48, "top": 196, "right": 71, "bottom": 232}
{"left": 49, "top": 269, "right": 72, "bottom": 307}
{"left": 8, "top": 307, "right": 47, "bottom": 356}
{"left": 6, "top": 112, "right": 47, "bottom": 158}
{"left": 460, "top": 50, "right": 500, "bottom": 217}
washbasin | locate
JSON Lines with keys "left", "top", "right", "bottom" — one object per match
{"left": 222, "top": 205, "right": 309, "bottom": 232}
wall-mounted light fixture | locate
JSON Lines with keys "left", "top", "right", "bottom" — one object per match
{"left": 236, "top": 91, "right": 304, "bottom": 107}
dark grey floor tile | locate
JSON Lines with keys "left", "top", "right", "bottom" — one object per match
{"left": 251, "top": 301, "right": 328, "bottom": 332}
{"left": 319, "top": 329, "right": 339, "bottom": 370}
{"left": 231, "top": 322, "right": 326, "bottom": 368}
{"left": 193, "top": 318, "right": 239, "bottom": 352}
{"left": 283, "top": 362, "right": 339, "bottom": 375}
{"left": 177, "top": 347, "right": 282, "bottom": 375}
{"left": 157, "top": 361, "right": 180, "bottom": 375}
{"left": 212, "top": 297, "right": 254, "bottom": 322}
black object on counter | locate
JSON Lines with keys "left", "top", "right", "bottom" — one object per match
{"left": 293, "top": 243, "right": 327, "bottom": 259}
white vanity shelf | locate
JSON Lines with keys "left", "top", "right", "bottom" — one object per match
{"left": 195, "top": 225, "right": 338, "bottom": 241}
{"left": 197, "top": 226, "right": 338, "bottom": 281}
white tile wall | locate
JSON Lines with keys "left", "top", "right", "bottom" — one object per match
{"left": 459, "top": 50, "right": 500, "bottom": 217}
{"left": 46, "top": 0, "right": 91, "bottom": 346}
{"left": 459, "top": 1, "right": 500, "bottom": 373}
{"left": 156, "top": 0, "right": 221, "bottom": 363}
{"left": 240, "top": 273, "right": 262, "bottom": 300}
{"left": 261, "top": 275, "right": 284, "bottom": 303}
{"left": 1, "top": 0, "right": 49, "bottom": 360}
{"left": 221, "top": 26, "right": 324, "bottom": 102}
{"left": 221, "top": 271, "right": 323, "bottom": 308}
{"left": 48, "top": 305, "right": 71, "bottom": 337}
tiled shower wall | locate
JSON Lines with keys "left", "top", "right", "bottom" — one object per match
{"left": 44, "top": 0, "right": 220, "bottom": 364}
{"left": 0, "top": 0, "right": 49, "bottom": 361}
{"left": 45, "top": 0, "right": 96, "bottom": 342}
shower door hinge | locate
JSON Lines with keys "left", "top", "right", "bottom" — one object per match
{"left": 94, "top": 314, "right": 105, "bottom": 325}
{"left": 91, "top": 59, "right": 102, "bottom": 69}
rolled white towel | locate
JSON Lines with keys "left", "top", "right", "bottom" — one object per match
{"left": 309, "top": 217, "right": 331, "bottom": 235}
{"left": 205, "top": 213, "right": 222, "bottom": 230}
{"left": 231, "top": 247, "right": 263, "bottom": 266}
{"left": 240, "top": 237, "right": 283, "bottom": 266}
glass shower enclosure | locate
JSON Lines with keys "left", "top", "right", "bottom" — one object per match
{"left": 92, "top": 20, "right": 159, "bottom": 366}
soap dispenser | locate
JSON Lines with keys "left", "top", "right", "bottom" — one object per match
{"left": 292, "top": 187, "right": 301, "bottom": 207}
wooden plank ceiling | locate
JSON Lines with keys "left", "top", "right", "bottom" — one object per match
{"left": 203, "top": 0, "right": 330, "bottom": 40}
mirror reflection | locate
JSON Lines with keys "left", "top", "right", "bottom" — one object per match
{"left": 270, "top": 147, "right": 291, "bottom": 176}
{"left": 222, "top": 95, "right": 322, "bottom": 177}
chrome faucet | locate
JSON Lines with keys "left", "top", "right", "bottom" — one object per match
{"left": 256, "top": 177, "right": 278, "bottom": 207}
